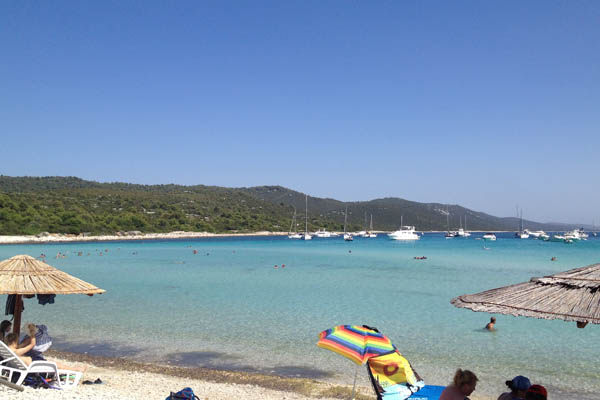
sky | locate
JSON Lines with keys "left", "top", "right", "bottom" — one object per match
{"left": 1, "top": 1, "right": 599, "bottom": 224}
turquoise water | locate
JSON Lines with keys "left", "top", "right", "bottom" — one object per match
{"left": 1, "top": 234, "right": 599, "bottom": 399}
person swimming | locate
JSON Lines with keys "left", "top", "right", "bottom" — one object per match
{"left": 485, "top": 317, "right": 496, "bottom": 331}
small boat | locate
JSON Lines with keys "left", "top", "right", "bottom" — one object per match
{"left": 456, "top": 228, "right": 471, "bottom": 238}
{"left": 482, "top": 233, "right": 496, "bottom": 241}
{"left": 343, "top": 206, "right": 353, "bottom": 241}
{"left": 364, "top": 214, "right": 377, "bottom": 238}
{"left": 515, "top": 208, "right": 529, "bottom": 238}
{"left": 456, "top": 217, "right": 471, "bottom": 237}
{"left": 444, "top": 207, "right": 456, "bottom": 238}
{"left": 525, "top": 229, "right": 548, "bottom": 239}
{"left": 301, "top": 195, "right": 312, "bottom": 240}
{"left": 288, "top": 208, "right": 302, "bottom": 239}
{"left": 314, "top": 229, "right": 334, "bottom": 238}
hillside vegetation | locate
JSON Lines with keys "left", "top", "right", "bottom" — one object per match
{"left": 0, "top": 176, "right": 575, "bottom": 235}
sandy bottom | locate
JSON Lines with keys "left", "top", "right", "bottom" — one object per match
{"left": 0, "top": 350, "right": 493, "bottom": 400}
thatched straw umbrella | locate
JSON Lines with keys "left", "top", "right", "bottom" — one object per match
{"left": 0, "top": 254, "right": 105, "bottom": 336}
{"left": 451, "top": 263, "right": 600, "bottom": 328}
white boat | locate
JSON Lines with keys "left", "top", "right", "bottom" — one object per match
{"left": 388, "top": 217, "right": 420, "bottom": 241}
{"left": 515, "top": 208, "right": 529, "bottom": 238}
{"left": 444, "top": 207, "right": 456, "bottom": 238}
{"left": 301, "top": 195, "right": 312, "bottom": 240}
{"left": 483, "top": 233, "right": 496, "bottom": 241}
{"left": 455, "top": 216, "right": 471, "bottom": 237}
{"left": 550, "top": 234, "right": 572, "bottom": 243}
{"left": 343, "top": 206, "right": 353, "bottom": 241}
{"left": 388, "top": 226, "right": 420, "bottom": 240}
{"left": 563, "top": 229, "right": 587, "bottom": 241}
{"left": 364, "top": 214, "right": 377, "bottom": 238}
{"left": 456, "top": 228, "right": 471, "bottom": 238}
{"left": 314, "top": 229, "right": 333, "bottom": 238}
{"left": 288, "top": 208, "right": 302, "bottom": 239}
{"left": 525, "top": 229, "right": 547, "bottom": 239}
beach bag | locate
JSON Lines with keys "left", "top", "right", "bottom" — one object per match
{"left": 166, "top": 387, "right": 199, "bottom": 400}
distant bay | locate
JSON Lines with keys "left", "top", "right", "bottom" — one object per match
{"left": 1, "top": 233, "right": 598, "bottom": 399}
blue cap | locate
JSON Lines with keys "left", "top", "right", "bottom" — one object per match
{"left": 510, "top": 376, "right": 531, "bottom": 391}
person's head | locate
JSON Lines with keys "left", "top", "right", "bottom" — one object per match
{"left": 4, "top": 332, "right": 18, "bottom": 346}
{"left": 506, "top": 375, "right": 531, "bottom": 394}
{"left": 0, "top": 320, "right": 11, "bottom": 336}
{"left": 490, "top": 317, "right": 496, "bottom": 323}
{"left": 453, "top": 369, "right": 478, "bottom": 396}
{"left": 525, "top": 384, "right": 547, "bottom": 400}
{"left": 26, "top": 323, "right": 37, "bottom": 336}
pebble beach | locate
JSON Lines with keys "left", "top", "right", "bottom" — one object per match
{"left": 0, "top": 351, "right": 493, "bottom": 400}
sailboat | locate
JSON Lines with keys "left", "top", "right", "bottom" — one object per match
{"left": 456, "top": 216, "right": 471, "bottom": 237}
{"left": 288, "top": 208, "right": 302, "bottom": 239}
{"left": 365, "top": 214, "right": 377, "bottom": 238}
{"left": 515, "top": 208, "right": 529, "bottom": 239}
{"left": 445, "top": 206, "right": 456, "bottom": 238}
{"left": 301, "top": 195, "right": 312, "bottom": 240}
{"left": 343, "top": 206, "right": 353, "bottom": 241}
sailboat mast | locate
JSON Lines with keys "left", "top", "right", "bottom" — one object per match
{"left": 305, "top": 195, "right": 308, "bottom": 234}
{"left": 344, "top": 206, "right": 348, "bottom": 234}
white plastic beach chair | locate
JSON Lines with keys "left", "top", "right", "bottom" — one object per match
{"left": 0, "top": 341, "right": 82, "bottom": 389}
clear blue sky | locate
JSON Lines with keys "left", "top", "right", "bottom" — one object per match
{"left": 1, "top": 1, "right": 599, "bottom": 224}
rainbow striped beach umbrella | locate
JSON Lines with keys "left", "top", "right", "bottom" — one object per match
{"left": 317, "top": 325, "right": 396, "bottom": 365}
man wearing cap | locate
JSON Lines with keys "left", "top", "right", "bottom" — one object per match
{"left": 498, "top": 375, "right": 531, "bottom": 400}
{"left": 525, "top": 384, "right": 547, "bottom": 400}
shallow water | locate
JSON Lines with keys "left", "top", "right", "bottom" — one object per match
{"left": 2, "top": 233, "right": 599, "bottom": 399}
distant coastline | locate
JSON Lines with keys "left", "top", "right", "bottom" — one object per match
{"left": 0, "top": 231, "right": 289, "bottom": 245}
{"left": 0, "top": 230, "right": 517, "bottom": 245}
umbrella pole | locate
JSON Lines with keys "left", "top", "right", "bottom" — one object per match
{"left": 13, "top": 294, "right": 22, "bottom": 337}
{"left": 350, "top": 363, "right": 359, "bottom": 400}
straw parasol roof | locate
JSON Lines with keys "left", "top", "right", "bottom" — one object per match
{"left": 0, "top": 254, "right": 105, "bottom": 295}
{"left": 451, "top": 263, "right": 600, "bottom": 327}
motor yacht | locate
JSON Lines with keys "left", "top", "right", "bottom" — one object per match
{"left": 314, "top": 229, "right": 333, "bottom": 238}
{"left": 388, "top": 226, "right": 420, "bottom": 241}
{"left": 482, "top": 233, "right": 497, "bottom": 241}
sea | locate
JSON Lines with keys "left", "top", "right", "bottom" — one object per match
{"left": 1, "top": 233, "right": 599, "bottom": 399}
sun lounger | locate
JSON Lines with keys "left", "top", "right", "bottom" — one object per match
{"left": 0, "top": 341, "right": 82, "bottom": 389}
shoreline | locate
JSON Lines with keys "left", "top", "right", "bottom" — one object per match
{"left": 0, "top": 230, "right": 520, "bottom": 245}
{"left": 0, "top": 349, "right": 493, "bottom": 400}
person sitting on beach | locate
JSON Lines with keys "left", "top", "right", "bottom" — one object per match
{"left": 5, "top": 324, "right": 87, "bottom": 372}
{"left": 498, "top": 375, "right": 531, "bottom": 400}
{"left": 525, "top": 384, "right": 547, "bottom": 400}
{"left": 5, "top": 323, "right": 38, "bottom": 365}
{"left": 485, "top": 317, "right": 496, "bottom": 331}
{"left": 0, "top": 319, "right": 12, "bottom": 342}
{"left": 439, "top": 369, "right": 478, "bottom": 400}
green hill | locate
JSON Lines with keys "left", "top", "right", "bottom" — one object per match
{"left": 0, "top": 176, "right": 577, "bottom": 235}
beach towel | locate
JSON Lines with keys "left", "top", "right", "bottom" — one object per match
{"left": 166, "top": 387, "right": 199, "bottom": 400}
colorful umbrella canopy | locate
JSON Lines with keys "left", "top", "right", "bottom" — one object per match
{"left": 317, "top": 325, "right": 396, "bottom": 365}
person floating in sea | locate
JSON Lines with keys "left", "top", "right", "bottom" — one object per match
{"left": 485, "top": 317, "right": 496, "bottom": 331}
